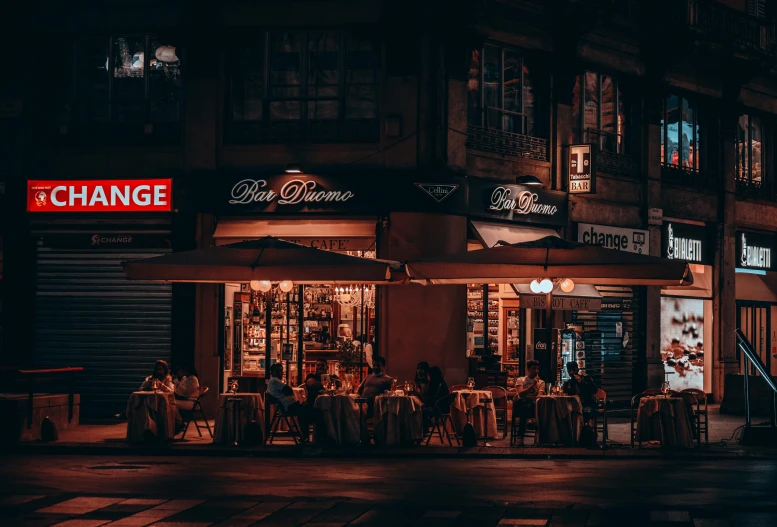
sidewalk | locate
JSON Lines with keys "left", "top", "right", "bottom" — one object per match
{"left": 11, "top": 404, "right": 776, "bottom": 459}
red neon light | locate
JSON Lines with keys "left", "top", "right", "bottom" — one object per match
{"left": 27, "top": 179, "right": 173, "bottom": 212}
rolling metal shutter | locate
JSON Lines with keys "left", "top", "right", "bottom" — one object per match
{"left": 33, "top": 225, "right": 172, "bottom": 419}
{"left": 571, "top": 286, "right": 643, "bottom": 408}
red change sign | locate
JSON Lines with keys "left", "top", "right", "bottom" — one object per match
{"left": 27, "top": 179, "right": 173, "bottom": 212}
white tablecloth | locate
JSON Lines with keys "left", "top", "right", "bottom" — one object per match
{"left": 126, "top": 391, "right": 178, "bottom": 443}
{"left": 636, "top": 396, "right": 695, "bottom": 448}
{"left": 450, "top": 390, "right": 498, "bottom": 440}
{"left": 373, "top": 395, "right": 424, "bottom": 446}
{"left": 314, "top": 394, "right": 362, "bottom": 446}
{"left": 535, "top": 395, "right": 583, "bottom": 446}
{"left": 213, "top": 393, "right": 264, "bottom": 444}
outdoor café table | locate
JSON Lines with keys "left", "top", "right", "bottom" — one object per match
{"left": 535, "top": 395, "right": 583, "bottom": 446}
{"left": 126, "top": 391, "right": 178, "bottom": 443}
{"left": 450, "top": 390, "right": 498, "bottom": 440}
{"left": 373, "top": 394, "right": 424, "bottom": 446}
{"left": 636, "top": 395, "right": 695, "bottom": 448}
{"left": 314, "top": 393, "right": 361, "bottom": 446}
{"left": 213, "top": 393, "right": 263, "bottom": 445}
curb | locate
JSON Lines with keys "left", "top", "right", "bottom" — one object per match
{"left": 7, "top": 442, "right": 776, "bottom": 460}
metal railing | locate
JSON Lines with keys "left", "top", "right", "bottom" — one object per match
{"left": 466, "top": 124, "right": 549, "bottom": 161}
{"left": 735, "top": 329, "right": 776, "bottom": 428}
{"left": 688, "top": 0, "right": 776, "bottom": 57}
{"left": 736, "top": 177, "right": 776, "bottom": 200}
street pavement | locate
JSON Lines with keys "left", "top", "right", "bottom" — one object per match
{"left": 0, "top": 455, "right": 775, "bottom": 526}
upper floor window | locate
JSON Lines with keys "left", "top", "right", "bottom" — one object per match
{"left": 467, "top": 44, "right": 538, "bottom": 136}
{"left": 572, "top": 72, "right": 627, "bottom": 154}
{"left": 226, "top": 30, "right": 379, "bottom": 143}
{"left": 62, "top": 35, "right": 181, "bottom": 126}
{"left": 748, "top": 0, "right": 767, "bottom": 18}
{"left": 737, "top": 114, "right": 764, "bottom": 188}
{"left": 661, "top": 94, "right": 700, "bottom": 172}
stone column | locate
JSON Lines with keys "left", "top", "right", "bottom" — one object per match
{"left": 644, "top": 96, "right": 664, "bottom": 391}
{"left": 713, "top": 108, "right": 738, "bottom": 403}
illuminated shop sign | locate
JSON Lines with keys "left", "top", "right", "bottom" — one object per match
{"left": 469, "top": 179, "right": 568, "bottom": 227}
{"left": 27, "top": 180, "right": 173, "bottom": 213}
{"left": 577, "top": 223, "right": 649, "bottom": 254}
{"left": 568, "top": 144, "right": 596, "bottom": 194}
{"left": 662, "top": 221, "right": 712, "bottom": 265}
{"left": 737, "top": 230, "right": 777, "bottom": 271}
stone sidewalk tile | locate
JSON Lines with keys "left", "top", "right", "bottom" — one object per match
{"left": 51, "top": 521, "right": 110, "bottom": 527}
{"left": 119, "top": 500, "right": 167, "bottom": 507}
{"left": 423, "top": 510, "right": 462, "bottom": 519}
{"left": 728, "top": 513, "right": 777, "bottom": 527}
{"left": 252, "top": 509, "right": 328, "bottom": 526}
{"left": 497, "top": 520, "right": 548, "bottom": 526}
{"left": 38, "top": 498, "right": 125, "bottom": 515}
{"left": 305, "top": 502, "right": 372, "bottom": 523}
{"left": 693, "top": 520, "right": 731, "bottom": 527}
{"left": 650, "top": 511, "right": 692, "bottom": 522}
{"left": 0, "top": 494, "right": 45, "bottom": 505}
{"left": 151, "top": 500, "right": 205, "bottom": 511}
{"left": 208, "top": 520, "right": 256, "bottom": 527}
{"left": 548, "top": 509, "right": 588, "bottom": 527}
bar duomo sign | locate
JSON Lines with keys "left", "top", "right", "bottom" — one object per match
{"left": 737, "top": 230, "right": 777, "bottom": 271}
{"left": 468, "top": 178, "right": 568, "bottom": 227}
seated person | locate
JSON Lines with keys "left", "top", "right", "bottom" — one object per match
{"left": 562, "top": 361, "right": 598, "bottom": 424}
{"left": 267, "top": 363, "right": 321, "bottom": 443}
{"left": 173, "top": 364, "right": 200, "bottom": 411}
{"left": 305, "top": 359, "right": 341, "bottom": 406}
{"left": 413, "top": 361, "right": 431, "bottom": 403}
{"left": 356, "top": 356, "right": 393, "bottom": 417}
{"left": 513, "top": 360, "right": 545, "bottom": 444}
{"left": 140, "top": 360, "right": 175, "bottom": 392}
{"left": 421, "top": 366, "right": 450, "bottom": 430}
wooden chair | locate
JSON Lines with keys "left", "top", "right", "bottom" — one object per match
{"left": 681, "top": 388, "right": 708, "bottom": 445}
{"left": 265, "top": 394, "right": 302, "bottom": 445}
{"left": 449, "top": 384, "right": 469, "bottom": 392}
{"left": 593, "top": 388, "right": 608, "bottom": 447}
{"left": 179, "top": 387, "right": 213, "bottom": 440}
{"left": 510, "top": 395, "right": 537, "bottom": 446}
{"left": 483, "top": 386, "right": 508, "bottom": 439}
{"left": 425, "top": 393, "right": 459, "bottom": 446}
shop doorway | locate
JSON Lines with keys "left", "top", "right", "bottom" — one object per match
{"left": 737, "top": 302, "right": 774, "bottom": 376}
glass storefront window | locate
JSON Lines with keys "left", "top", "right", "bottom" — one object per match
{"left": 660, "top": 297, "right": 704, "bottom": 391}
{"left": 661, "top": 94, "right": 700, "bottom": 172}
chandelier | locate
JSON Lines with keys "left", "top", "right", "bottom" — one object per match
{"left": 334, "top": 284, "right": 375, "bottom": 310}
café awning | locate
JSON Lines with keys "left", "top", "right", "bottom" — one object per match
{"left": 470, "top": 220, "right": 559, "bottom": 248}
{"left": 122, "top": 236, "right": 402, "bottom": 284}
{"left": 406, "top": 236, "right": 694, "bottom": 287}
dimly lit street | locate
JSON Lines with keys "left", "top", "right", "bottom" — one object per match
{"left": 1, "top": 454, "right": 776, "bottom": 525}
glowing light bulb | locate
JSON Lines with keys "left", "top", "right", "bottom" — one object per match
{"left": 539, "top": 278, "right": 553, "bottom": 293}
{"left": 279, "top": 280, "right": 294, "bottom": 293}
{"left": 559, "top": 278, "right": 575, "bottom": 293}
{"left": 258, "top": 280, "right": 272, "bottom": 292}
{"left": 530, "top": 280, "right": 541, "bottom": 293}
{"left": 249, "top": 280, "right": 261, "bottom": 291}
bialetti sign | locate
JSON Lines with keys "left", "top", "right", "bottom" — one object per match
{"left": 415, "top": 183, "right": 459, "bottom": 203}
{"left": 568, "top": 144, "right": 596, "bottom": 194}
{"left": 662, "top": 221, "right": 712, "bottom": 265}
{"left": 230, "top": 179, "right": 355, "bottom": 206}
{"left": 469, "top": 178, "right": 568, "bottom": 227}
{"left": 27, "top": 179, "right": 173, "bottom": 213}
{"left": 578, "top": 223, "right": 649, "bottom": 254}
{"left": 737, "top": 230, "right": 777, "bottom": 271}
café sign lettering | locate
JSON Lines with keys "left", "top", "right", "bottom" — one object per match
{"left": 522, "top": 294, "right": 602, "bottom": 311}
{"left": 737, "top": 230, "right": 777, "bottom": 271}
{"left": 230, "top": 179, "right": 355, "bottom": 206}
{"left": 469, "top": 179, "right": 568, "bottom": 227}
{"left": 27, "top": 179, "right": 172, "bottom": 213}
{"left": 489, "top": 187, "right": 559, "bottom": 216}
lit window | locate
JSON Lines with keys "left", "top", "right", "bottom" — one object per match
{"left": 661, "top": 94, "right": 700, "bottom": 172}
{"left": 572, "top": 72, "right": 627, "bottom": 153}
{"left": 737, "top": 114, "right": 764, "bottom": 187}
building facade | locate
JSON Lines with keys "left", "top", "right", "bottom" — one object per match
{"left": 5, "top": 0, "right": 777, "bottom": 417}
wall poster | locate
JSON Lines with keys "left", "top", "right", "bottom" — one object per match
{"left": 660, "top": 297, "right": 704, "bottom": 391}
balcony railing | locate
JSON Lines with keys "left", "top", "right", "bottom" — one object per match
{"left": 466, "top": 124, "right": 549, "bottom": 161}
{"left": 688, "top": 0, "right": 776, "bottom": 57}
{"left": 597, "top": 150, "right": 640, "bottom": 178}
{"left": 661, "top": 164, "right": 718, "bottom": 190}
{"left": 737, "top": 177, "right": 776, "bottom": 200}
{"left": 225, "top": 118, "right": 380, "bottom": 144}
